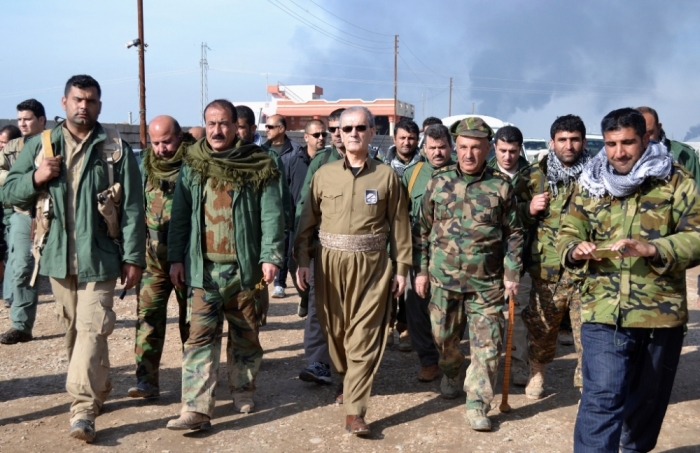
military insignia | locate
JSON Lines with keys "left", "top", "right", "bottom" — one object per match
{"left": 365, "top": 189, "right": 378, "bottom": 204}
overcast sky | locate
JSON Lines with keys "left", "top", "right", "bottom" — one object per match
{"left": 2, "top": 0, "right": 699, "bottom": 140}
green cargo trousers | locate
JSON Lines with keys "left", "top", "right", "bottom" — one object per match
{"left": 180, "top": 260, "right": 262, "bottom": 417}
{"left": 134, "top": 248, "right": 188, "bottom": 387}
{"left": 430, "top": 286, "right": 504, "bottom": 411}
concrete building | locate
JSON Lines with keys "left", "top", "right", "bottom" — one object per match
{"left": 234, "top": 84, "right": 415, "bottom": 135}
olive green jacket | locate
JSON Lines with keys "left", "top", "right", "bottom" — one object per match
{"left": 4, "top": 124, "right": 146, "bottom": 282}
{"left": 294, "top": 145, "right": 340, "bottom": 231}
{"left": 167, "top": 164, "right": 285, "bottom": 290}
{"left": 557, "top": 164, "right": 700, "bottom": 328}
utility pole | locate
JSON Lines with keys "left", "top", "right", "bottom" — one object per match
{"left": 421, "top": 92, "right": 425, "bottom": 122}
{"left": 392, "top": 34, "right": 398, "bottom": 136}
{"left": 200, "top": 43, "right": 210, "bottom": 126}
{"left": 448, "top": 77, "right": 453, "bottom": 117}
{"left": 137, "top": 0, "right": 146, "bottom": 149}
{"left": 472, "top": 102, "right": 475, "bottom": 114}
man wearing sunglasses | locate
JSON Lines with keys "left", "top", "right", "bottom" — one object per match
{"left": 293, "top": 108, "right": 344, "bottom": 387}
{"left": 295, "top": 106, "right": 411, "bottom": 436}
{"left": 263, "top": 114, "right": 301, "bottom": 299}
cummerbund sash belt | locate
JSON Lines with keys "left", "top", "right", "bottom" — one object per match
{"left": 318, "top": 231, "right": 387, "bottom": 252}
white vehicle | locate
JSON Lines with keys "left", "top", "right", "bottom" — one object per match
{"left": 523, "top": 138, "right": 548, "bottom": 161}
{"left": 586, "top": 134, "right": 605, "bottom": 155}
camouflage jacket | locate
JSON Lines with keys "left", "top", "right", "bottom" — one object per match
{"left": 416, "top": 164, "right": 524, "bottom": 292}
{"left": 512, "top": 155, "right": 577, "bottom": 282}
{"left": 140, "top": 137, "right": 194, "bottom": 261}
{"left": 556, "top": 164, "right": 700, "bottom": 328}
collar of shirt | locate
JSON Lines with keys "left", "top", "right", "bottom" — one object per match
{"left": 342, "top": 154, "right": 375, "bottom": 176}
{"left": 456, "top": 162, "right": 488, "bottom": 183}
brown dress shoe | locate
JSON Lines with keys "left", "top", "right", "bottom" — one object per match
{"left": 417, "top": 364, "right": 441, "bottom": 382}
{"left": 335, "top": 382, "right": 344, "bottom": 404}
{"left": 345, "top": 415, "right": 370, "bottom": 436}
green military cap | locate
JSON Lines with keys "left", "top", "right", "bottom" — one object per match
{"left": 450, "top": 117, "right": 494, "bottom": 140}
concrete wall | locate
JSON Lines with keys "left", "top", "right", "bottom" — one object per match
{"left": 0, "top": 120, "right": 395, "bottom": 154}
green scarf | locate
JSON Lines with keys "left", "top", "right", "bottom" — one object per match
{"left": 143, "top": 132, "right": 195, "bottom": 188}
{"left": 184, "top": 137, "right": 280, "bottom": 191}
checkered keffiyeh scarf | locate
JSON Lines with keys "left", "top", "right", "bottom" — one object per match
{"left": 579, "top": 141, "right": 673, "bottom": 198}
{"left": 546, "top": 149, "right": 591, "bottom": 196}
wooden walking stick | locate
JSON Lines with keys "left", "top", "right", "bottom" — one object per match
{"left": 500, "top": 294, "right": 515, "bottom": 413}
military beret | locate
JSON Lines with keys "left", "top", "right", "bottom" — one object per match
{"left": 449, "top": 117, "right": 494, "bottom": 141}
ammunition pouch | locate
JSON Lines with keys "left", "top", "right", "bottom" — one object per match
{"left": 30, "top": 130, "right": 55, "bottom": 287}
{"left": 97, "top": 182, "right": 122, "bottom": 241}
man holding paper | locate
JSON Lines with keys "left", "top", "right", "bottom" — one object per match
{"left": 557, "top": 107, "right": 700, "bottom": 452}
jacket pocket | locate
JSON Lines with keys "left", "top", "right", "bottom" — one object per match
{"left": 321, "top": 188, "right": 343, "bottom": 215}
{"left": 472, "top": 196, "right": 501, "bottom": 225}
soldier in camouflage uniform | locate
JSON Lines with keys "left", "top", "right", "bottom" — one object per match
{"left": 557, "top": 108, "right": 700, "bottom": 452}
{"left": 166, "top": 100, "right": 284, "bottom": 432}
{"left": 512, "top": 115, "right": 589, "bottom": 399}
{"left": 128, "top": 116, "right": 194, "bottom": 399}
{"left": 415, "top": 117, "right": 523, "bottom": 431}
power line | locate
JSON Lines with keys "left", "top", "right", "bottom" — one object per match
{"left": 401, "top": 41, "right": 450, "bottom": 79}
{"left": 399, "top": 54, "right": 430, "bottom": 89}
{"left": 286, "top": 0, "right": 390, "bottom": 44}
{"left": 307, "top": 0, "right": 394, "bottom": 37}
{"left": 267, "top": 0, "right": 393, "bottom": 54}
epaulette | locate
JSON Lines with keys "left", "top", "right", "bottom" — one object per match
{"left": 431, "top": 163, "right": 457, "bottom": 178}
{"left": 488, "top": 167, "right": 510, "bottom": 182}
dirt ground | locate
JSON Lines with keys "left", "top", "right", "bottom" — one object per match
{"left": 0, "top": 269, "right": 699, "bottom": 453}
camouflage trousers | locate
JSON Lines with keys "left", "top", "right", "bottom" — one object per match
{"left": 181, "top": 261, "right": 262, "bottom": 417}
{"left": 134, "top": 250, "right": 188, "bottom": 387}
{"left": 430, "top": 286, "right": 504, "bottom": 411}
{"left": 522, "top": 273, "right": 583, "bottom": 387}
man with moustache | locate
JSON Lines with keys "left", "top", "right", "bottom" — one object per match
{"left": 4, "top": 75, "right": 145, "bottom": 442}
{"left": 166, "top": 99, "right": 284, "bottom": 431}
{"left": 0, "top": 99, "right": 46, "bottom": 334}
{"left": 558, "top": 108, "right": 700, "bottom": 452}
{"left": 381, "top": 118, "right": 422, "bottom": 351}
{"left": 264, "top": 114, "right": 301, "bottom": 299}
{"left": 513, "top": 115, "right": 589, "bottom": 399}
{"left": 401, "top": 123, "right": 453, "bottom": 383}
{"left": 295, "top": 106, "right": 411, "bottom": 435}
{"left": 415, "top": 117, "right": 523, "bottom": 431}
{"left": 129, "top": 115, "right": 195, "bottom": 399}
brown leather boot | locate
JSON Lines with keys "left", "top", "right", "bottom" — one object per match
{"left": 334, "top": 382, "right": 344, "bottom": 404}
{"left": 345, "top": 415, "right": 370, "bottom": 436}
{"left": 417, "top": 364, "right": 441, "bottom": 382}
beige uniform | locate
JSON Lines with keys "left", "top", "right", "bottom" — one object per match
{"left": 295, "top": 157, "right": 411, "bottom": 417}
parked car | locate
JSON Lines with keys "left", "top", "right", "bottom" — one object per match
{"left": 523, "top": 138, "right": 548, "bottom": 161}
{"left": 586, "top": 134, "right": 605, "bottom": 155}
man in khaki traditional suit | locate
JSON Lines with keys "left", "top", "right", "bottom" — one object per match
{"left": 295, "top": 106, "right": 411, "bottom": 437}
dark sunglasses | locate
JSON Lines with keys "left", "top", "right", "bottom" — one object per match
{"left": 341, "top": 125, "right": 368, "bottom": 133}
{"left": 328, "top": 126, "right": 339, "bottom": 133}
{"left": 265, "top": 124, "right": 280, "bottom": 129}
{"left": 309, "top": 132, "right": 328, "bottom": 139}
